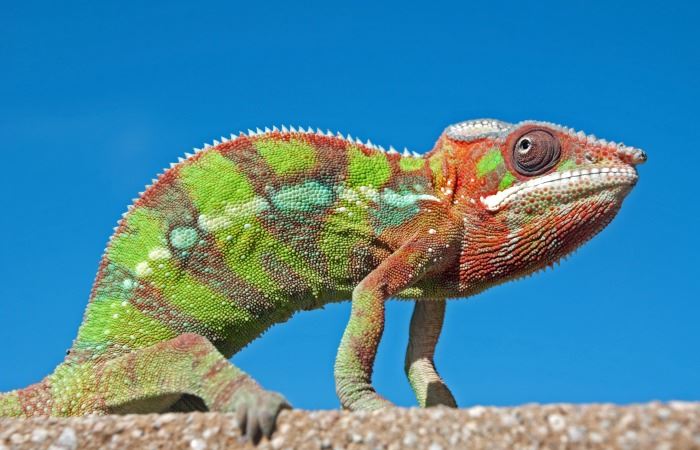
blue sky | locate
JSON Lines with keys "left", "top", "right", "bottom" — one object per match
{"left": 1, "top": 0, "right": 698, "bottom": 409}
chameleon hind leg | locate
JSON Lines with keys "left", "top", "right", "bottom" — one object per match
{"left": 99, "top": 333, "right": 289, "bottom": 442}
{"left": 405, "top": 300, "right": 457, "bottom": 407}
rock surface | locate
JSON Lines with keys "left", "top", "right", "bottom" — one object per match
{"left": 1, "top": 402, "right": 699, "bottom": 449}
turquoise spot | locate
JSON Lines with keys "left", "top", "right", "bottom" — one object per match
{"left": 371, "top": 188, "right": 430, "bottom": 232}
{"left": 271, "top": 181, "right": 334, "bottom": 213}
{"left": 170, "top": 227, "right": 198, "bottom": 249}
{"left": 372, "top": 205, "right": 419, "bottom": 232}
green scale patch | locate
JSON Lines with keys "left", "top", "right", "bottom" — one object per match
{"left": 254, "top": 137, "right": 317, "bottom": 175}
{"left": 557, "top": 158, "right": 577, "bottom": 171}
{"left": 108, "top": 208, "right": 164, "bottom": 271}
{"left": 347, "top": 145, "right": 391, "bottom": 188}
{"left": 476, "top": 148, "right": 518, "bottom": 191}
{"left": 498, "top": 171, "right": 516, "bottom": 190}
{"left": 399, "top": 157, "right": 425, "bottom": 172}
{"left": 178, "top": 151, "right": 325, "bottom": 298}
{"left": 75, "top": 296, "right": 177, "bottom": 352}
{"left": 476, "top": 148, "right": 504, "bottom": 178}
{"left": 102, "top": 203, "right": 256, "bottom": 344}
{"left": 135, "top": 257, "right": 255, "bottom": 334}
{"left": 320, "top": 190, "right": 374, "bottom": 283}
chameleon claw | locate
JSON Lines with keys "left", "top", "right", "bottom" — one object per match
{"left": 233, "top": 390, "right": 290, "bottom": 443}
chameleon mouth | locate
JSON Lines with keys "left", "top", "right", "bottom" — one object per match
{"left": 480, "top": 167, "right": 638, "bottom": 212}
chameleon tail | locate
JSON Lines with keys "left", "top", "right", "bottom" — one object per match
{"left": 0, "top": 390, "right": 24, "bottom": 417}
{"left": 0, "top": 380, "right": 53, "bottom": 417}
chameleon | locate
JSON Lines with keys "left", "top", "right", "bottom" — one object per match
{"left": 0, "top": 118, "right": 645, "bottom": 441}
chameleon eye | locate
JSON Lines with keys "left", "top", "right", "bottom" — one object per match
{"left": 512, "top": 129, "right": 561, "bottom": 176}
{"left": 518, "top": 138, "right": 532, "bottom": 153}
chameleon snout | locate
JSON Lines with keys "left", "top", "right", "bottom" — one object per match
{"left": 617, "top": 146, "right": 647, "bottom": 166}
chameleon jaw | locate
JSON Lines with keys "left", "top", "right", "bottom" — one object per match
{"left": 479, "top": 167, "right": 639, "bottom": 212}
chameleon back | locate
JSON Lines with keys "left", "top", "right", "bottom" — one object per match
{"left": 72, "top": 130, "right": 439, "bottom": 360}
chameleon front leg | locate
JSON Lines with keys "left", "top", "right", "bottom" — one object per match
{"left": 405, "top": 300, "right": 457, "bottom": 407}
{"left": 334, "top": 232, "right": 452, "bottom": 410}
{"left": 99, "top": 333, "right": 289, "bottom": 442}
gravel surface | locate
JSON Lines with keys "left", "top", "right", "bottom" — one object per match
{"left": 1, "top": 402, "right": 699, "bottom": 449}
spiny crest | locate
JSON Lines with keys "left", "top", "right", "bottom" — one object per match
{"left": 109, "top": 125, "right": 425, "bottom": 242}
{"left": 183, "top": 125, "right": 423, "bottom": 159}
{"left": 162, "top": 124, "right": 421, "bottom": 186}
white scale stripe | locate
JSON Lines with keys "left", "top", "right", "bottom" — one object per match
{"left": 480, "top": 168, "right": 638, "bottom": 211}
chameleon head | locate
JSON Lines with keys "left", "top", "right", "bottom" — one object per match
{"left": 442, "top": 119, "right": 646, "bottom": 293}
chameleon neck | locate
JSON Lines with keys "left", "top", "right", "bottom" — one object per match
{"left": 425, "top": 138, "right": 458, "bottom": 205}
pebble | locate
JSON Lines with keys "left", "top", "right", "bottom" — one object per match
{"left": 500, "top": 413, "right": 518, "bottom": 427}
{"left": 567, "top": 426, "right": 585, "bottom": 442}
{"left": 429, "top": 409, "right": 445, "bottom": 420}
{"left": 468, "top": 406, "right": 486, "bottom": 418}
{"left": 589, "top": 431, "right": 604, "bottom": 443}
{"left": 189, "top": 438, "right": 206, "bottom": 450}
{"left": 270, "top": 435, "right": 286, "bottom": 449}
{"left": 657, "top": 408, "right": 671, "bottom": 419}
{"left": 30, "top": 428, "right": 48, "bottom": 443}
{"left": 402, "top": 432, "right": 418, "bottom": 446}
{"left": 548, "top": 413, "right": 566, "bottom": 432}
{"left": 55, "top": 428, "right": 77, "bottom": 450}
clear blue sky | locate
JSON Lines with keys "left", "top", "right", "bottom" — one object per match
{"left": 1, "top": 1, "right": 698, "bottom": 409}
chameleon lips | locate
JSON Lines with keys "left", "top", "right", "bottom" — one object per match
{"left": 479, "top": 167, "right": 639, "bottom": 212}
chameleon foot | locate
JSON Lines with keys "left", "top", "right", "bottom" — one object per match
{"left": 94, "top": 333, "right": 290, "bottom": 442}
{"left": 231, "top": 389, "right": 291, "bottom": 443}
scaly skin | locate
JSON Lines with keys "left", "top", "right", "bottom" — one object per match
{"left": 0, "top": 120, "right": 645, "bottom": 441}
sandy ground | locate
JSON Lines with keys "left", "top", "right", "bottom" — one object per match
{"left": 1, "top": 402, "right": 699, "bottom": 449}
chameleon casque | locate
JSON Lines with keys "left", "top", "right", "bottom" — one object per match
{"left": 0, "top": 119, "right": 645, "bottom": 441}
